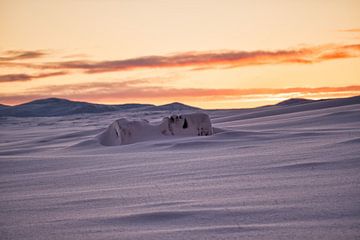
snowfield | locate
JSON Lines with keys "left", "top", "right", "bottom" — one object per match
{"left": 0, "top": 97, "right": 360, "bottom": 240}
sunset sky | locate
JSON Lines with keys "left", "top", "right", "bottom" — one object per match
{"left": 1, "top": 0, "right": 360, "bottom": 109}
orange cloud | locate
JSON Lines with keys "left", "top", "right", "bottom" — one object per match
{"left": 338, "top": 28, "right": 360, "bottom": 33}
{"left": 1, "top": 44, "right": 359, "bottom": 77}
{"left": 0, "top": 50, "right": 48, "bottom": 61}
{"left": 0, "top": 71, "right": 68, "bottom": 82}
{"left": 1, "top": 83, "right": 359, "bottom": 106}
{"left": 50, "top": 44, "right": 360, "bottom": 73}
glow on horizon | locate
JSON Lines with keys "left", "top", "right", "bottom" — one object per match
{"left": 1, "top": 0, "right": 360, "bottom": 109}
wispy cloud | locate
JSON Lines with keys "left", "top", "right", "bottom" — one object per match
{"left": 0, "top": 50, "right": 48, "bottom": 61}
{"left": 1, "top": 82, "right": 359, "bottom": 105}
{"left": 0, "top": 71, "right": 68, "bottom": 82}
{"left": 338, "top": 28, "right": 360, "bottom": 33}
{"left": 1, "top": 44, "right": 360, "bottom": 77}
{"left": 44, "top": 44, "right": 360, "bottom": 73}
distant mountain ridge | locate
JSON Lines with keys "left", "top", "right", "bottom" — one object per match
{"left": 146, "top": 102, "right": 200, "bottom": 111}
{"left": 0, "top": 98, "right": 200, "bottom": 117}
{"left": 1, "top": 96, "right": 359, "bottom": 117}
{"left": 0, "top": 104, "right": 10, "bottom": 110}
{"left": 276, "top": 98, "right": 319, "bottom": 106}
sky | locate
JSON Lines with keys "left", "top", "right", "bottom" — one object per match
{"left": 0, "top": 0, "right": 360, "bottom": 109}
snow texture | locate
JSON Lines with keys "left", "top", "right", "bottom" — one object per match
{"left": 0, "top": 96, "right": 360, "bottom": 240}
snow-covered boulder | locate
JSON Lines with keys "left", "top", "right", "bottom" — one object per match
{"left": 165, "top": 113, "right": 213, "bottom": 136}
{"left": 98, "top": 112, "right": 213, "bottom": 146}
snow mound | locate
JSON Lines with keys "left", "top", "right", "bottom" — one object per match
{"left": 98, "top": 112, "right": 213, "bottom": 146}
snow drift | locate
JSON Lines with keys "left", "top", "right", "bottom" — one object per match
{"left": 1, "top": 96, "right": 360, "bottom": 240}
{"left": 98, "top": 112, "right": 213, "bottom": 146}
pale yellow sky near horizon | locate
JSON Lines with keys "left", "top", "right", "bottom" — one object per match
{"left": 1, "top": 0, "right": 360, "bottom": 108}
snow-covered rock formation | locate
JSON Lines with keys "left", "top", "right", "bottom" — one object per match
{"left": 98, "top": 113, "right": 213, "bottom": 146}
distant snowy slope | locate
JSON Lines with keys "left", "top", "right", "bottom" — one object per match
{"left": 1, "top": 96, "right": 359, "bottom": 118}
{"left": 0, "top": 98, "right": 155, "bottom": 117}
{"left": 145, "top": 102, "right": 201, "bottom": 111}
{"left": 212, "top": 95, "right": 360, "bottom": 123}
{"left": 0, "top": 98, "right": 202, "bottom": 117}
{"left": 276, "top": 98, "right": 318, "bottom": 106}
{"left": 0, "top": 104, "right": 10, "bottom": 110}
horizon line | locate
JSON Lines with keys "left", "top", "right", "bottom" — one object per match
{"left": 2, "top": 94, "right": 359, "bottom": 110}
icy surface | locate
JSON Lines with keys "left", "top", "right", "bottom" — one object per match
{"left": 0, "top": 97, "right": 360, "bottom": 240}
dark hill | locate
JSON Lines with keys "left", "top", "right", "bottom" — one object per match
{"left": 146, "top": 102, "right": 201, "bottom": 111}
{"left": 0, "top": 98, "right": 201, "bottom": 117}
{"left": 0, "top": 98, "right": 154, "bottom": 117}
{"left": 276, "top": 98, "right": 318, "bottom": 106}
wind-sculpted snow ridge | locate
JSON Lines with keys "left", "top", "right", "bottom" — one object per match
{"left": 98, "top": 112, "right": 213, "bottom": 146}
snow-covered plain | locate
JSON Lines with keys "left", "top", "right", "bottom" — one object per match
{"left": 1, "top": 97, "right": 360, "bottom": 240}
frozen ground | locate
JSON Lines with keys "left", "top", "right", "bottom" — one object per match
{"left": 0, "top": 97, "right": 360, "bottom": 240}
